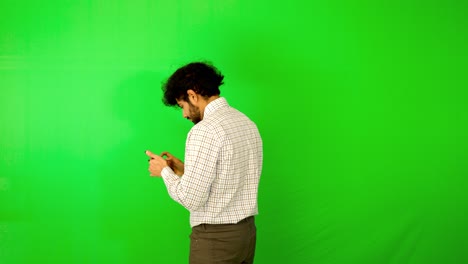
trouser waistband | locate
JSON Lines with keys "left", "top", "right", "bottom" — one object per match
{"left": 194, "top": 216, "right": 255, "bottom": 230}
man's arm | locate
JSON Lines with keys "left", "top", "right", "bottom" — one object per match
{"left": 161, "top": 126, "right": 220, "bottom": 211}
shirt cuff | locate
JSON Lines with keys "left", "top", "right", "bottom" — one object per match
{"left": 160, "top": 166, "right": 182, "bottom": 202}
{"left": 161, "top": 166, "right": 178, "bottom": 180}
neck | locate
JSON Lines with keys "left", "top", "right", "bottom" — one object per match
{"left": 206, "top": 95, "right": 220, "bottom": 105}
{"left": 199, "top": 95, "right": 220, "bottom": 120}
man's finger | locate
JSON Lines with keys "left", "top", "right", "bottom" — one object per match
{"left": 145, "top": 150, "right": 159, "bottom": 159}
{"left": 160, "top": 151, "right": 171, "bottom": 159}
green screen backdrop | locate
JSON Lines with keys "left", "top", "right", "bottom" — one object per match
{"left": 1, "top": 0, "right": 467, "bottom": 263}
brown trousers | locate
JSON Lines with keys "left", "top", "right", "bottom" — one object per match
{"left": 189, "top": 216, "right": 256, "bottom": 264}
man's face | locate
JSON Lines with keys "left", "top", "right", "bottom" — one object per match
{"left": 177, "top": 99, "right": 202, "bottom": 124}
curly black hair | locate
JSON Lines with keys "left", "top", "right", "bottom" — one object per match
{"left": 162, "top": 62, "right": 224, "bottom": 107}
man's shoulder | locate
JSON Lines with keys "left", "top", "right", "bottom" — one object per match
{"left": 188, "top": 119, "right": 222, "bottom": 137}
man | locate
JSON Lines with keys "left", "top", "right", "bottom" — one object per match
{"left": 146, "top": 62, "right": 263, "bottom": 264}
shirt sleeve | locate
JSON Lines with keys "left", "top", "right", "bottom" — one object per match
{"left": 161, "top": 125, "right": 220, "bottom": 212}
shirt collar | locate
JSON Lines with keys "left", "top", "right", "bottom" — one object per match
{"left": 204, "top": 97, "right": 229, "bottom": 118}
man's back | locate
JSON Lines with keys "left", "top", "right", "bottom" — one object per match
{"left": 184, "top": 97, "right": 263, "bottom": 227}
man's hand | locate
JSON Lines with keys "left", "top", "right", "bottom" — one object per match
{"left": 146, "top": 150, "right": 168, "bottom": 177}
{"left": 161, "top": 152, "right": 184, "bottom": 176}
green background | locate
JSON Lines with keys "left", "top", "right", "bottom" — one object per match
{"left": 1, "top": 0, "right": 467, "bottom": 263}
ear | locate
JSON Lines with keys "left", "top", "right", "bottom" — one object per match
{"left": 187, "top": 89, "right": 198, "bottom": 105}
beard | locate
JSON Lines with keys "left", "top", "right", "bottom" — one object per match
{"left": 188, "top": 103, "right": 202, "bottom": 124}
